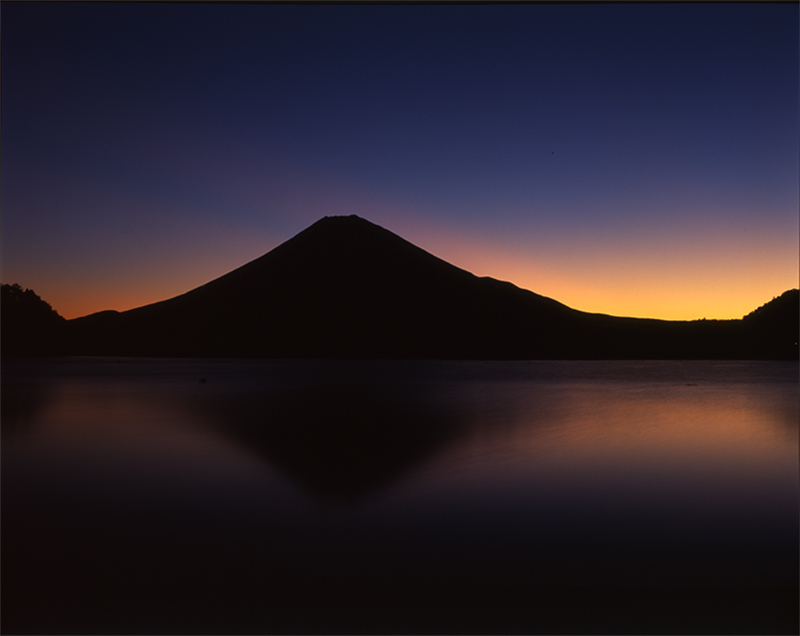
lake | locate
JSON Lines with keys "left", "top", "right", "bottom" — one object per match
{"left": 2, "top": 358, "right": 797, "bottom": 634}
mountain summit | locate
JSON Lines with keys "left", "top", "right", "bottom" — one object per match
{"left": 46, "top": 215, "right": 800, "bottom": 359}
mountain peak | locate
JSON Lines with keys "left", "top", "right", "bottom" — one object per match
{"left": 318, "top": 214, "right": 367, "bottom": 222}
{"left": 307, "top": 214, "right": 377, "bottom": 232}
{"left": 302, "top": 214, "right": 392, "bottom": 239}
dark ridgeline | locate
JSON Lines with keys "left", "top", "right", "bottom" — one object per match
{"left": 3, "top": 215, "right": 799, "bottom": 359}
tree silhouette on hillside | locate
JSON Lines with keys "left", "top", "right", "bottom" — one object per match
{"left": 1, "top": 283, "right": 66, "bottom": 356}
{"left": 741, "top": 289, "right": 799, "bottom": 359}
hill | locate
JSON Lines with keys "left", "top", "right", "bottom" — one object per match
{"left": 5, "top": 216, "right": 799, "bottom": 359}
{"left": 1, "top": 283, "right": 66, "bottom": 357}
{"left": 740, "top": 289, "right": 799, "bottom": 359}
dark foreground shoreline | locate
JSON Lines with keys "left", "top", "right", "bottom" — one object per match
{"left": 3, "top": 583, "right": 798, "bottom": 634}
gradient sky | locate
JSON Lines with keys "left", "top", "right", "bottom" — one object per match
{"left": 2, "top": 3, "right": 798, "bottom": 320}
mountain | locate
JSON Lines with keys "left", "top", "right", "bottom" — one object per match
{"left": 66, "top": 215, "right": 580, "bottom": 358}
{"left": 8, "top": 216, "right": 800, "bottom": 359}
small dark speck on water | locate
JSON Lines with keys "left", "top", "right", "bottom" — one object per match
{"left": 685, "top": 383, "right": 697, "bottom": 386}
{"left": 199, "top": 378, "right": 207, "bottom": 384}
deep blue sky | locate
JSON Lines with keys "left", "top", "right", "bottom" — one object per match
{"left": 2, "top": 3, "right": 798, "bottom": 319}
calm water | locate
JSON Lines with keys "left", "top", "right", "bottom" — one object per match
{"left": 2, "top": 359, "right": 798, "bottom": 633}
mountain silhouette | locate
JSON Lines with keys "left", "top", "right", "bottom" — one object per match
{"left": 66, "top": 215, "right": 583, "bottom": 358}
{"left": 7, "top": 215, "right": 799, "bottom": 359}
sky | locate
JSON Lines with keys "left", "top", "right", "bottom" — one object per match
{"left": 2, "top": 3, "right": 798, "bottom": 321}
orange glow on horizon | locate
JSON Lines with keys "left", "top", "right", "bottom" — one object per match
{"left": 398, "top": 220, "right": 798, "bottom": 321}
{"left": 8, "top": 209, "right": 797, "bottom": 322}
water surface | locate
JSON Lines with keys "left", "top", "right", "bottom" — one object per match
{"left": 3, "top": 359, "right": 797, "bottom": 633}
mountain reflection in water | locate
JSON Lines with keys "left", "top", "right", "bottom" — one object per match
{"left": 205, "top": 384, "right": 463, "bottom": 502}
{"left": 2, "top": 359, "right": 798, "bottom": 634}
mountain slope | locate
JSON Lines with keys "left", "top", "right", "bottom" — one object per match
{"left": 62, "top": 216, "right": 797, "bottom": 359}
